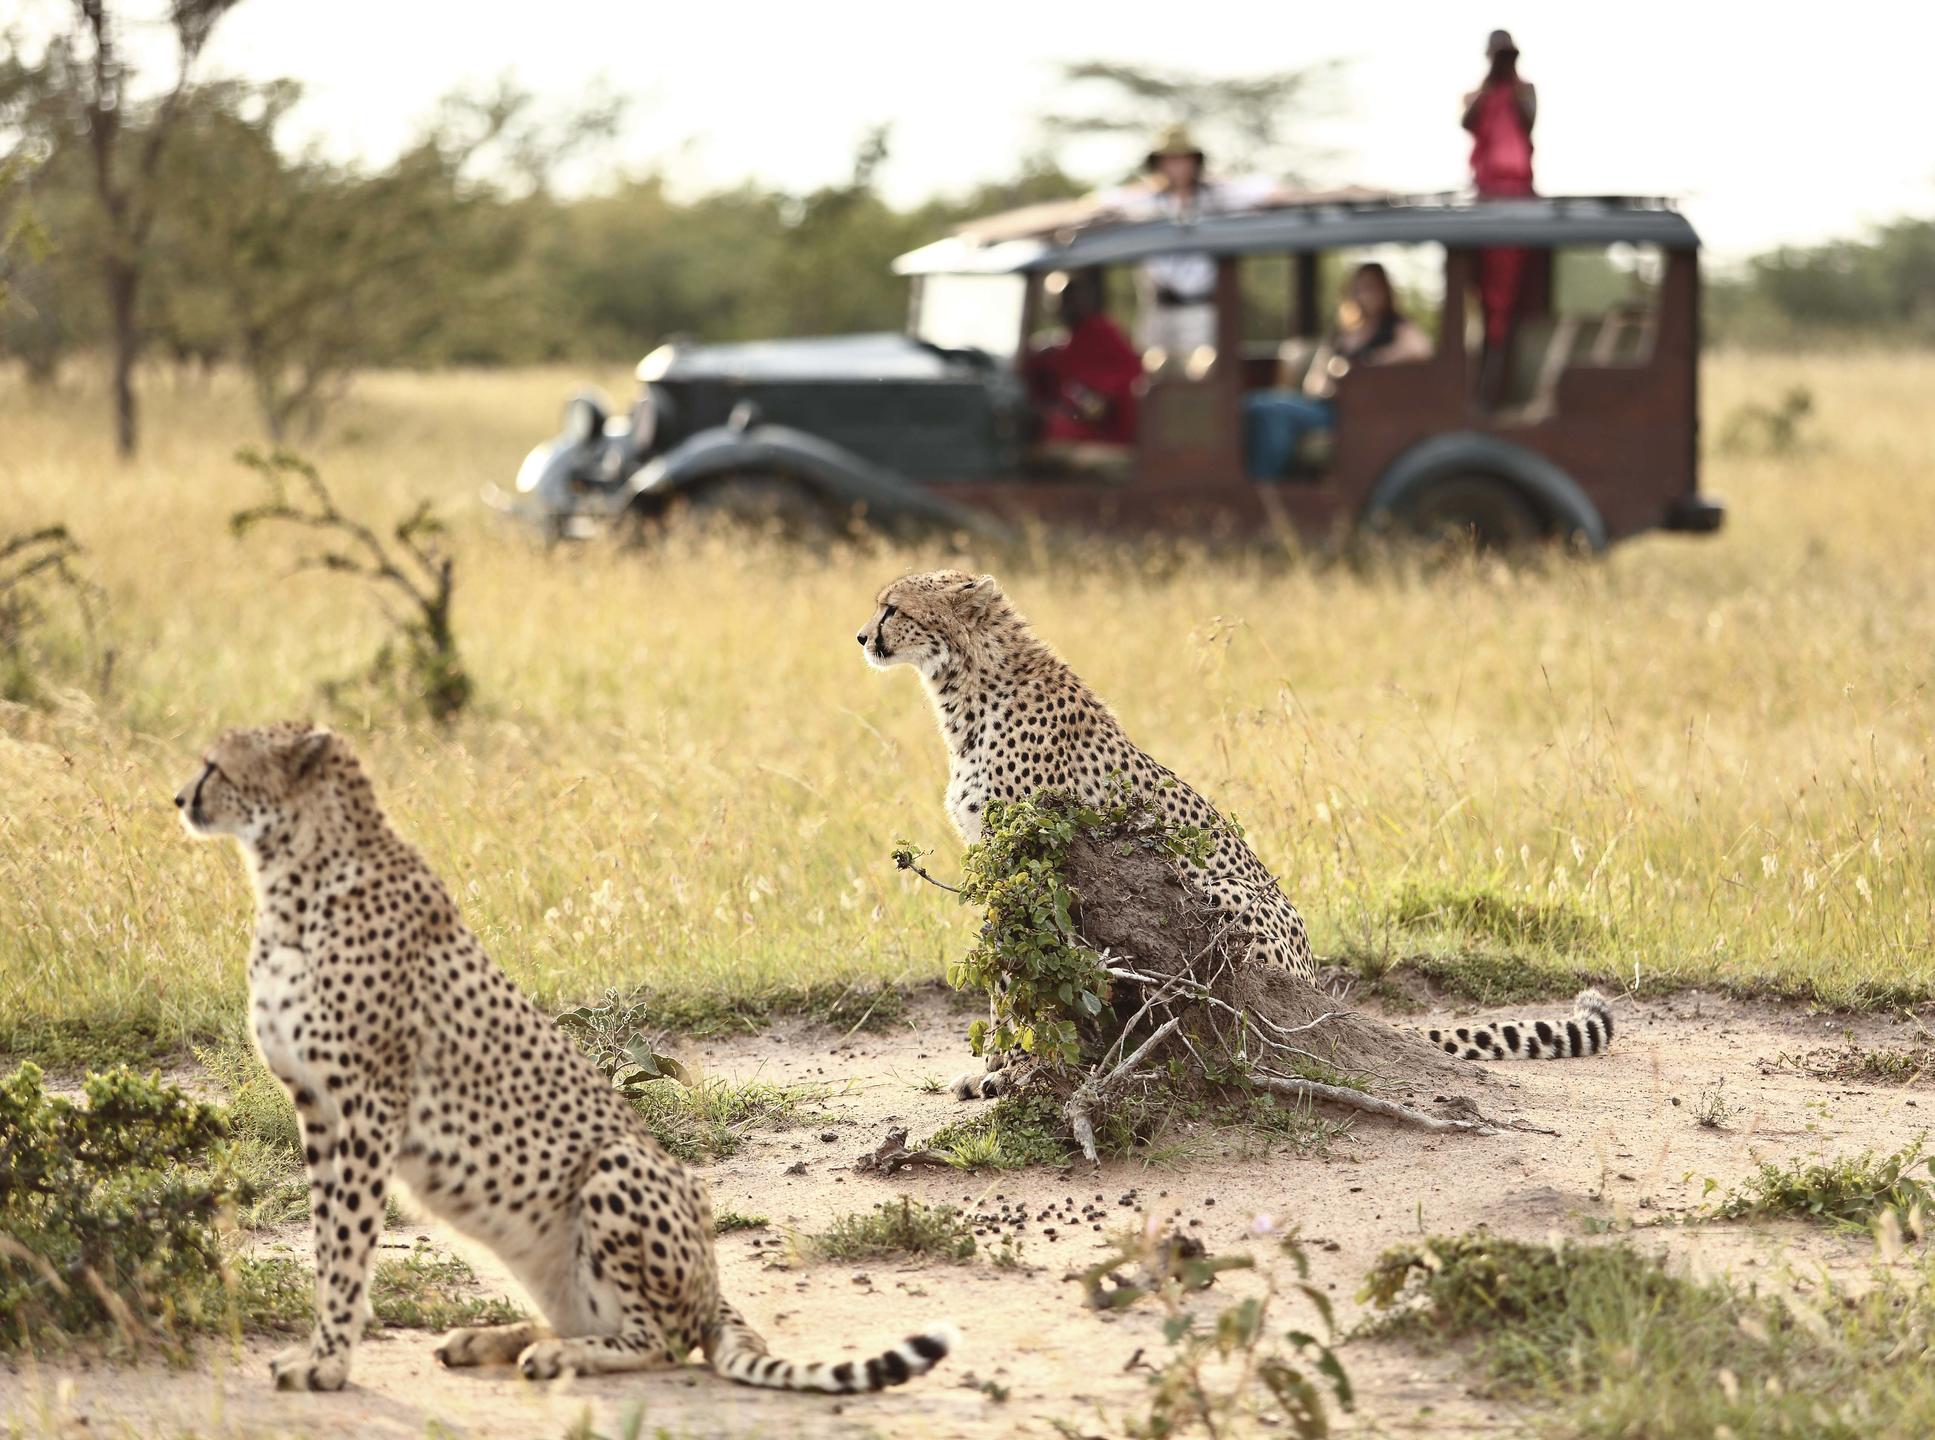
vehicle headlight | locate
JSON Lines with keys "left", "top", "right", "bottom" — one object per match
{"left": 514, "top": 444, "right": 551, "bottom": 494}
{"left": 629, "top": 385, "right": 658, "bottom": 455}
{"left": 562, "top": 390, "right": 609, "bottom": 447}
{"left": 636, "top": 344, "right": 676, "bottom": 383}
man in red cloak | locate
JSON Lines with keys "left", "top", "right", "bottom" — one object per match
{"left": 1026, "top": 269, "right": 1141, "bottom": 446}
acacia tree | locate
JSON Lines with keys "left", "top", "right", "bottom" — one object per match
{"left": 1040, "top": 60, "right": 1344, "bottom": 181}
{"left": 4, "top": 1, "right": 240, "bottom": 456}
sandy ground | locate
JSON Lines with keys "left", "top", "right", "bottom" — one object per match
{"left": 4, "top": 987, "right": 1929, "bottom": 1440}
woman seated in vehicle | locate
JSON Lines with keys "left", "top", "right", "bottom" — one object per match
{"left": 1025, "top": 269, "right": 1141, "bottom": 451}
{"left": 1244, "top": 262, "right": 1431, "bottom": 479}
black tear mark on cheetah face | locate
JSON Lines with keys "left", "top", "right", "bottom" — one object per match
{"left": 856, "top": 571, "right": 1006, "bottom": 676}
{"left": 175, "top": 721, "right": 339, "bottom": 843}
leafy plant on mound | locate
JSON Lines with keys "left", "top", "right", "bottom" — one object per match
{"left": 0, "top": 1062, "right": 246, "bottom": 1349}
{"left": 902, "top": 788, "right": 1500, "bottom": 1165}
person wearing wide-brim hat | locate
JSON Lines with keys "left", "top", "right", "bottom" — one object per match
{"left": 1098, "top": 124, "right": 1287, "bottom": 363}
{"left": 1145, "top": 123, "right": 1206, "bottom": 177}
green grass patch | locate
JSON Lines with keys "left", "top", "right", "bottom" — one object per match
{"left": 1362, "top": 1230, "right": 1935, "bottom": 1436}
{"left": 1709, "top": 1139, "right": 1935, "bottom": 1232}
{"left": 225, "top": 1245, "right": 523, "bottom": 1336}
{"left": 628, "top": 1074, "right": 835, "bottom": 1164}
{"left": 369, "top": 1244, "right": 524, "bottom": 1331}
{"left": 0, "top": 1015, "right": 184, "bottom": 1072}
{"left": 795, "top": 1198, "right": 978, "bottom": 1265}
{"left": 713, "top": 1208, "right": 769, "bottom": 1234}
{"left": 922, "top": 1092, "right": 1075, "bottom": 1171}
{"left": 1387, "top": 884, "right": 1600, "bottom": 951}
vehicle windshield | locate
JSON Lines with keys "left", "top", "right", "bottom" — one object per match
{"left": 910, "top": 273, "right": 1026, "bottom": 359}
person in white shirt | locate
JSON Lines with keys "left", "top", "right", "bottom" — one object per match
{"left": 1096, "top": 125, "right": 1287, "bottom": 362}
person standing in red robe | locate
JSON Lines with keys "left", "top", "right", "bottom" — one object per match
{"left": 1464, "top": 29, "right": 1539, "bottom": 395}
{"left": 1026, "top": 270, "right": 1142, "bottom": 446}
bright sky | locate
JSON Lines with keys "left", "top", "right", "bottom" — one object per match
{"left": 37, "top": 0, "right": 1935, "bottom": 262}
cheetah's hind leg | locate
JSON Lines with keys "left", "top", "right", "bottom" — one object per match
{"left": 435, "top": 1321, "right": 548, "bottom": 1368}
{"left": 516, "top": 1141, "right": 687, "bottom": 1381}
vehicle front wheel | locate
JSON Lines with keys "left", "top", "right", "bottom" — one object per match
{"left": 1392, "top": 474, "right": 1545, "bottom": 549}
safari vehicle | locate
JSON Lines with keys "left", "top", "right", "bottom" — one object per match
{"left": 493, "top": 193, "right": 1722, "bottom": 549}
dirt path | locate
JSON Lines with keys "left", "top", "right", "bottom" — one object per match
{"left": 4, "top": 989, "right": 1928, "bottom": 1439}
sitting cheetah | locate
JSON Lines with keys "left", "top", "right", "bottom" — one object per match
{"left": 857, "top": 571, "right": 1613, "bottom": 1096}
{"left": 177, "top": 722, "right": 956, "bottom": 1394}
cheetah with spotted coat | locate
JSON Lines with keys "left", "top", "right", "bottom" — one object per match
{"left": 857, "top": 572, "right": 1613, "bottom": 1097}
{"left": 178, "top": 722, "right": 956, "bottom": 1394}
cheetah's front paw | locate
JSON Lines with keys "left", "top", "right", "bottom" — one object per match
{"left": 517, "top": 1338, "right": 574, "bottom": 1381}
{"left": 436, "top": 1322, "right": 541, "bottom": 1368}
{"left": 269, "top": 1345, "right": 349, "bottom": 1392}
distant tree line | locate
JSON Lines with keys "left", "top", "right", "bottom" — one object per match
{"left": 1706, "top": 218, "right": 1935, "bottom": 347}
{"left": 5, "top": 9, "right": 1929, "bottom": 454}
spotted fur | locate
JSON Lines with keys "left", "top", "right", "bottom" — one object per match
{"left": 178, "top": 722, "right": 955, "bottom": 1394}
{"left": 857, "top": 574, "right": 1616, "bottom": 1092}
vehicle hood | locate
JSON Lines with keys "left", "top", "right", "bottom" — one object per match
{"left": 645, "top": 332, "right": 964, "bottom": 382}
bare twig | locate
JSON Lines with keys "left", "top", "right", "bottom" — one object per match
{"left": 1250, "top": 1075, "right": 1497, "bottom": 1136}
{"left": 230, "top": 449, "right": 470, "bottom": 723}
{"left": 1066, "top": 1016, "right": 1184, "bottom": 1164}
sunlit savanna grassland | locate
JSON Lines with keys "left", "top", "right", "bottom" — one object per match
{"left": 2, "top": 350, "right": 1932, "bottom": 1062}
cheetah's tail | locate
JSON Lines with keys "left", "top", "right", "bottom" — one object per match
{"left": 1421, "top": 988, "right": 1614, "bottom": 1060}
{"left": 708, "top": 1303, "right": 958, "bottom": 1393}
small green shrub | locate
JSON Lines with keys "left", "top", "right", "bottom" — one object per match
{"left": 1718, "top": 385, "right": 1816, "bottom": 457}
{"left": 796, "top": 1198, "right": 977, "bottom": 1265}
{"left": 0, "top": 1062, "right": 245, "bottom": 1349}
{"left": 1710, "top": 1139, "right": 1935, "bottom": 1232}
{"left": 1074, "top": 1224, "right": 1351, "bottom": 1439}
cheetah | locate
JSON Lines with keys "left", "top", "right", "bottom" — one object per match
{"left": 856, "top": 571, "right": 1613, "bottom": 1096}
{"left": 177, "top": 722, "right": 956, "bottom": 1394}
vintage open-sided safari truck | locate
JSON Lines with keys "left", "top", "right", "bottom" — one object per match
{"left": 495, "top": 193, "right": 1722, "bottom": 549}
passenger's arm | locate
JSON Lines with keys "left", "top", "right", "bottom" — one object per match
{"left": 1518, "top": 82, "right": 1538, "bottom": 131}
{"left": 1461, "top": 88, "right": 1485, "bottom": 132}
{"left": 1370, "top": 322, "right": 1435, "bottom": 365}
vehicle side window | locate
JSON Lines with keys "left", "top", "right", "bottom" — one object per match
{"left": 1551, "top": 243, "right": 1663, "bottom": 365}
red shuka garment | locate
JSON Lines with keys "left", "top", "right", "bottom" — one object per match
{"left": 1469, "top": 81, "right": 1536, "bottom": 343}
{"left": 1469, "top": 82, "right": 1535, "bottom": 197}
{"left": 1028, "top": 315, "right": 1142, "bottom": 444}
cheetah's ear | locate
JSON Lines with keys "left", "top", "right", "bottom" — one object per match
{"left": 956, "top": 573, "right": 1003, "bottom": 618}
{"left": 283, "top": 727, "right": 336, "bottom": 785}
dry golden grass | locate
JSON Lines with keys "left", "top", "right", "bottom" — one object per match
{"left": 2, "top": 350, "right": 1932, "bottom": 1058}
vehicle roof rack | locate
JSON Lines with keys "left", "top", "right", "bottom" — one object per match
{"left": 896, "top": 193, "right": 1698, "bottom": 277}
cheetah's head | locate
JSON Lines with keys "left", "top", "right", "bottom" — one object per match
{"left": 175, "top": 722, "right": 343, "bottom": 847}
{"left": 856, "top": 571, "right": 1007, "bottom": 678}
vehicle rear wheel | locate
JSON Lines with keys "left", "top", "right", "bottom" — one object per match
{"left": 1393, "top": 474, "right": 1545, "bottom": 549}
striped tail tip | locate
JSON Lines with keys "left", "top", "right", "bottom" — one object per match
{"left": 718, "top": 1322, "right": 959, "bottom": 1393}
